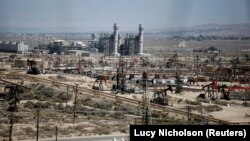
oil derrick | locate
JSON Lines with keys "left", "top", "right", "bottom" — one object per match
{"left": 195, "top": 55, "right": 200, "bottom": 75}
{"left": 141, "top": 56, "right": 150, "bottom": 67}
{"left": 4, "top": 85, "right": 20, "bottom": 112}
{"left": 92, "top": 75, "right": 104, "bottom": 91}
{"left": 78, "top": 58, "right": 84, "bottom": 75}
{"left": 245, "top": 54, "right": 250, "bottom": 61}
{"left": 198, "top": 81, "right": 218, "bottom": 100}
{"left": 230, "top": 57, "right": 240, "bottom": 80}
{"left": 115, "top": 57, "right": 127, "bottom": 94}
{"left": 218, "top": 85, "right": 230, "bottom": 100}
{"left": 175, "top": 71, "right": 182, "bottom": 93}
{"left": 141, "top": 72, "right": 151, "bottom": 125}
{"left": 27, "top": 59, "right": 40, "bottom": 75}
{"left": 150, "top": 91, "right": 168, "bottom": 106}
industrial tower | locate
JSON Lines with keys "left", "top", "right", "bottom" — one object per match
{"left": 93, "top": 23, "right": 144, "bottom": 56}
{"left": 122, "top": 24, "right": 144, "bottom": 55}
{"left": 141, "top": 72, "right": 151, "bottom": 125}
{"left": 138, "top": 24, "right": 144, "bottom": 55}
{"left": 111, "top": 23, "right": 120, "bottom": 56}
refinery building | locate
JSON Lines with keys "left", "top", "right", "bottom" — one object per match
{"left": 0, "top": 41, "right": 29, "bottom": 53}
{"left": 90, "top": 23, "right": 144, "bottom": 56}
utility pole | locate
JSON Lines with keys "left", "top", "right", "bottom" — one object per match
{"left": 78, "top": 57, "right": 82, "bottom": 75}
{"left": 187, "top": 106, "right": 191, "bottom": 125}
{"left": 66, "top": 57, "right": 68, "bottom": 70}
{"left": 8, "top": 85, "right": 20, "bottom": 141}
{"left": 141, "top": 72, "right": 151, "bottom": 125}
{"left": 36, "top": 109, "right": 40, "bottom": 141}
{"left": 55, "top": 126, "right": 58, "bottom": 141}
{"left": 9, "top": 112, "right": 13, "bottom": 141}
{"left": 73, "top": 84, "right": 78, "bottom": 124}
{"left": 114, "top": 96, "right": 118, "bottom": 119}
{"left": 245, "top": 77, "right": 248, "bottom": 105}
{"left": 199, "top": 105, "right": 206, "bottom": 124}
{"left": 66, "top": 85, "right": 69, "bottom": 109}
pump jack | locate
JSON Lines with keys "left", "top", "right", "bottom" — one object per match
{"left": 150, "top": 85, "right": 173, "bottom": 106}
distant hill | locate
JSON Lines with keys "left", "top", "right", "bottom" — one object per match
{"left": 148, "top": 23, "right": 250, "bottom": 36}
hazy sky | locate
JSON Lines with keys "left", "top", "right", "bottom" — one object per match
{"left": 0, "top": 0, "right": 249, "bottom": 32}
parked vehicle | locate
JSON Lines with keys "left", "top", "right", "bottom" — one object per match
{"left": 133, "top": 87, "right": 144, "bottom": 94}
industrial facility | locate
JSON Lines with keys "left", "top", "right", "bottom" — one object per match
{"left": 32, "top": 24, "right": 144, "bottom": 57}
{"left": 90, "top": 23, "right": 144, "bottom": 56}
{"left": 0, "top": 24, "right": 250, "bottom": 141}
{"left": 1, "top": 0, "right": 250, "bottom": 140}
{"left": 0, "top": 41, "right": 28, "bottom": 53}
{"left": 122, "top": 24, "right": 144, "bottom": 55}
{"left": 93, "top": 23, "right": 121, "bottom": 56}
{"left": 48, "top": 40, "right": 70, "bottom": 54}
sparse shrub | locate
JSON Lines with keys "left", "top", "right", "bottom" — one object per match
{"left": 110, "top": 112, "right": 125, "bottom": 119}
{"left": 24, "top": 101, "right": 51, "bottom": 109}
{"left": 162, "top": 112, "right": 169, "bottom": 118}
{"left": 243, "top": 102, "right": 250, "bottom": 107}
{"left": 196, "top": 98, "right": 210, "bottom": 103}
{"left": 177, "top": 98, "right": 183, "bottom": 104}
{"left": 114, "top": 104, "right": 136, "bottom": 114}
{"left": 43, "top": 90, "right": 54, "bottom": 98}
{"left": 185, "top": 99, "right": 201, "bottom": 105}
{"left": 22, "top": 127, "right": 35, "bottom": 136}
{"left": 57, "top": 103, "right": 65, "bottom": 110}
{"left": 132, "top": 95, "right": 137, "bottom": 99}
{"left": 214, "top": 100, "right": 229, "bottom": 106}
{"left": 39, "top": 125, "right": 55, "bottom": 138}
{"left": 20, "top": 91, "right": 35, "bottom": 100}
{"left": 57, "top": 75, "right": 67, "bottom": 80}
{"left": 55, "top": 92, "right": 72, "bottom": 103}
{"left": 0, "top": 128, "right": 9, "bottom": 137}
{"left": 80, "top": 96, "right": 92, "bottom": 106}
{"left": 118, "top": 126, "right": 128, "bottom": 134}
{"left": 18, "top": 86, "right": 25, "bottom": 93}
{"left": 93, "top": 100, "right": 113, "bottom": 110}
{"left": 204, "top": 105, "right": 223, "bottom": 112}
{"left": 75, "top": 125, "right": 84, "bottom": 130}
{"left": 151, "top": 110, "right": 162, "bottom": 118}
{"left": 40, "top": 125, "right": 54, "bottom": 132}
{"left": 92, "top": 126, "right": 111, "bottom": 135}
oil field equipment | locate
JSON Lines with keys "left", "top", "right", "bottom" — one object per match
{"left": 151, "top": 91, "right": 168, "bottom": 105}
{"left": 141, "top": 71, "right": 151, "bottom": 125}
{"left": 112, "top": 58, "right": 128, "bottom": 94}
{"left": 4, "top": 85, "right": 20, "bottom": 112}
{"left": 218, "top": 84, "right": 230, "bottom": 100}
{"left": 27, "top": 59, "right": 40, "bottom": 75}
{"left": 175, "top": 71, "right": 183, "bottom": 93}
{"left": 198, "top": 81, "right": 218, "bottom": 100}
{"left": 92, "top": 75, "right": 107, "bottom": 91}
{"left": 150, "top": 85, "right": 172, "bottom": 106}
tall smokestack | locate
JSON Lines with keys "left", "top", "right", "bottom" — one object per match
{"left": 112, "top": 23, "right": 119, "bottom": 56}
{"left": 138, "top": 24, "right": 144, "bottom": 55}
{"left": 118, "top": 33, "right": 121, "bottom": 47}
{"left": 91, "top": 33, "right": 96, "bottom": 40}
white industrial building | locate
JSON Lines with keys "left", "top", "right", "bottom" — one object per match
{"left": 0, "top": 41, "right": 28, "bottom": 53}
{"left": 71, "top": 41, "right": 87, "bottom": 48}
